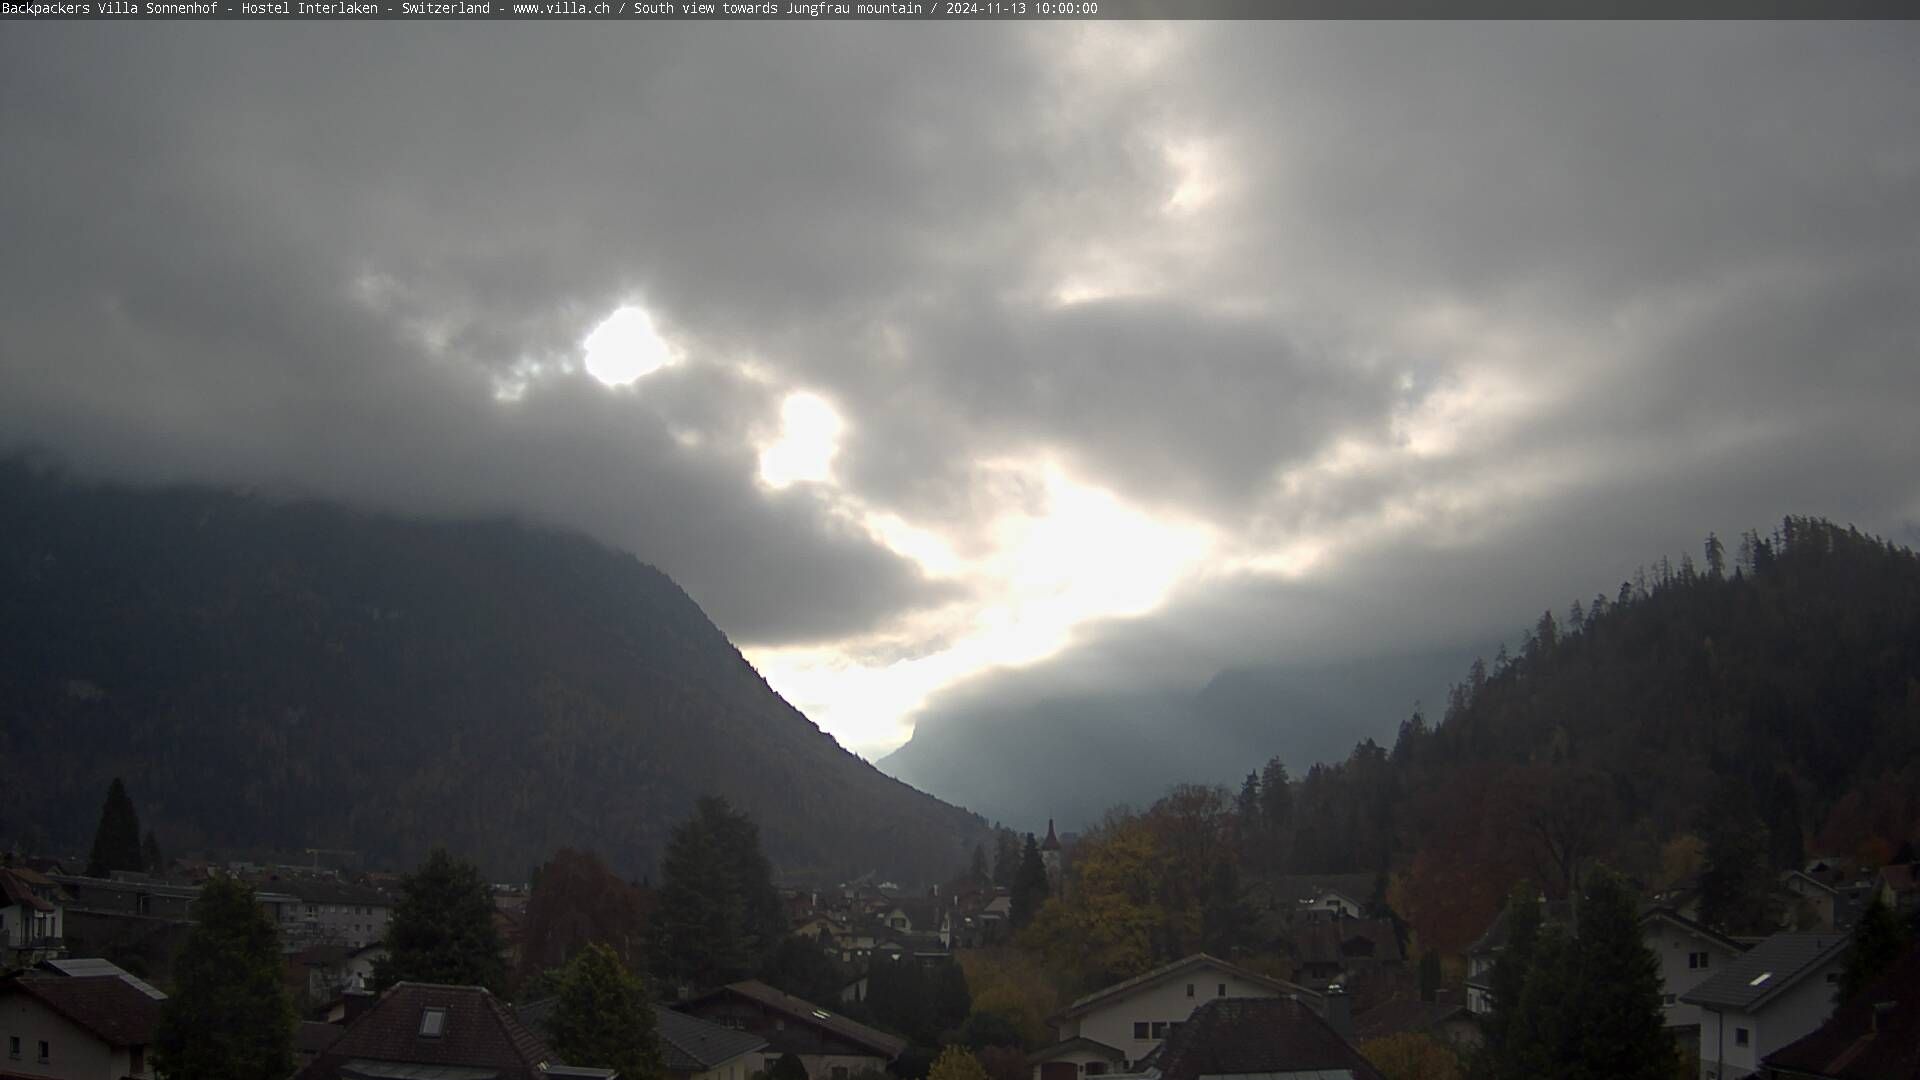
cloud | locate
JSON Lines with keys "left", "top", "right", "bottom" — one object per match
{"left": 3, "top": 23, "right": 1919, "bottom": 769}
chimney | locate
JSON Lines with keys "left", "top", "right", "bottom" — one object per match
{"left": 1870, "top": 1000, "right": 1895, "bottom": 1034}
{"left": 1323, "top": 984, "right": 1353, "bottom": 1040}
{"left": 343, "top": 987, "right": 375, "bottom": 1023}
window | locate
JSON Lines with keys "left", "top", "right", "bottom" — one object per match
{"left": 1217, "top": 983, "right": 1226, "bottom": 997}
{"left": 1185, "top": 983, "right": 1195, "bottom": 997}
{"left": 1734, "top": 1028, "right": 1750, "bottom": 1047}
{"left": 38, "top": 1041, "right": 50, "bottom": 1064}
{"left": 420, "top": 1007, "right": 447, "bottom": 1037}
{"left": 1151, "top": 1022, "right": 1168, "bottom": 1039}
{"left": 1662, "top": 994, "right": 1676, "bottom": 1007}
{"left": 832, "top": 1068, "right": 849, "bottom": 1080}
{"left": 1688, "top": 952, "right": 1710, "bottom": 969}
{"left": 131, "top": 1046, "right": 146, "bottom": 1074}
{"left": 7, "top": 1036, "right": 18, "bottom": 1059}
{"left": 1133, "top": 1022, "right": 1149, "bottom": 1040}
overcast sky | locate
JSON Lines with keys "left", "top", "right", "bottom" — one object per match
{"left": 4, "top": 23, "right": 1918, "bottom": 762}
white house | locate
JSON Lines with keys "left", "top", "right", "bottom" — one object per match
{"left": 1640, "top": 907, "right": 1751, "bottom": 1033}
{"left": 1030, "top": 954, "right": 1320, "bottom": 1080}
{"left": 0, "top": 974, "right": 161, "bottom": 1080}
{"left": 1679, "top": 931, "right": 1851, "bottom": 1080}
{"left": 0, "top": 868, "right": 64, "bottom": 968}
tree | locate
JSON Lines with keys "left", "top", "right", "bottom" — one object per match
{"left": 1567, "top": 867, "right": 1673, "bottom": 1080}
{"left": 520, "top": 847, "right": 652, "bottom": 980}
{"left": 1478, "top": 884, "right": 1541, "bottom": 1072}
{"left": 1839, "top": 895, "right": 1911, "bottom": 1003}
{"left": 86, "top": 777, "right": 142, "bottom": 877}
{"left": 1419, "top": 949, "right": 1442, "bottom": 1003}
{"left": 1698, "top": 784, "right": 1773, "bottom": 934}
{"left": 1362, "top": 1032, "right": 1462, "bottom": 1080}
{"left": 375, "top": 848, "right": 508, "bottom": 993}
{"left": 652, "top": 796, "right": 784, "bottom": 990}
{"left": 970, "top": 844, "right": 991, "bottom": 882}
{"left": 927, "top": 1046, "right": 990, "bottom": 1080}
{"left": 1505, "top": 921, "right": 1578, "bottom": 1080}
{"left": 764, "top": 933, "right": 846, "bottom": 1007}
{"left": 546, "top": 943, "right": 667, "bottom": 1080}
{"left": 933, "top": 959, "right": 974, "bottom": 1034}
{"left": 153, "top": 876, "right": 295, "bottom": 1080}
{"left": 1010, "top": 835, "right": 1048, "bottom": 929}
{"left": 991, "top": 829, "right": 1021, "bottom": 889}
{"left": 142, "top": 829, "right": 164, "bottom": 877}
{"left": 770, "top": 1052, "right": 810, "bottom": 1080}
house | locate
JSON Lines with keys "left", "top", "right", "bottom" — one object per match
{"left": 1353, "top": 994, "right": 1481, "bottom": 1049}
{"left": 676, "top": 980, "right": 906, "bottom": 1080}
{"left": 33, "top": 957, "right": 166, "bottom": 1000}
{"left": 1151, "top": 996, "right": 1385, "bottom": 1080}
{"left": 1680, "top": 931, "right": 1852, "bottom": 1080}
{"left": 1288, "top": 916, "right": 1403, "bottom": 990}
{"left": 655, "top": 1004, "right": 771, "bottom": 1080}
{"left": 294, "top": 981, "right": 577, "bottom": 1080}
{"left": 1782, "top": 872, "right": 1841, "bottom": 931}
{"left": 1761, "top": 944, "right": 1920, "bottom": 1079}
{"left": 0, "top": 868, "right": 65, "bottom": 968}
{"left": 1033, "top": 953, "right": 1320, "bottom": 1078}
{"left": 0, "top": 972, "right": 162, "bottom": 1079}
{"left": 276, "top": 878, "right": 393, "bottom": 950}
{"left": 1642, "top": 906, "right": 1753, "bottom": 1034}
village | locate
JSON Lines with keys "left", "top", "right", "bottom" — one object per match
{"left": 4, "top": 803, "right": 1918, "bottom": 1080}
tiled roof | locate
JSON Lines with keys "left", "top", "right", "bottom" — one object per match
{"left": 296, "top": 982, "right": 554, "bottom": 1080}
{"left": 2, "top": 974, "right": 162, "bottom": 1046}
{"left": 298, "top": 1020, "right": 349, "bottom": 1055}
{"left": 0, "top": 868, "right": 55, "bottom": 913}
{"left": 655, "top": 1005, "right": 769, "bottom": 1071}
{"left": 687, "top": 981, "right": 907, "bottom": 1060}
{"left": 1255, "top": 875, "right": 1378, "bottom": 910}
{"left": 1351, "top": 996, "right": 1472, "bottom": 1041}
{"left": 1057, "top": 954, "right": 1317, "bottom": 1020}
{"left": 1153, "top": 997, "right": 1385, "bottom": 1080}
{"left": 37, "top": 957, "right": 168, "bottom": 1000}
{"left": 1466, "top": 899, "right": 1573, "bottom": 957}
{"left": 1763, "top": 945, "right": 1920, "bottom": 1079}
{"left": 1639, "top": 907, "right": 1750, "bottom": 956}
{"left": 1679, "top": 932, "right": 1851, "bottom": 1013}
{"left": 1292, "top": 919, "right": 1402, "bottom": 967}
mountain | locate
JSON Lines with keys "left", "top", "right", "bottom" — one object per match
{"left": 0, "top": 461, "right": 990, "bottom": 883}
{"left": 879, "top": 648, "right": 1476, "bottom": 833}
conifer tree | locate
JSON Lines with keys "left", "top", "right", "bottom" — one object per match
{"left": 770, "top": 1052, "right": 810, "bottom": 1080}
{"left": 1478, "top": 885, "right": 1540, "bottom": 1076}
{"left": 1569, "top": 867, "right": 1673, "bottom": 1080}
{"left": 991, "top": 828, "right": 1021, "bottom": 889}
{"left": 374, "top": 848, "right": 508, "bottom": 993}
{"left": 153, "top": 876, "right": 295, "bottom": 1080}
{"left": 141, "top": 829, "right": 164, "bottom": 876}
{"left": 85, "top": 777, "right": 142, "bottom": 877}
{"left": 1506, "top": 921, "right": 1577, "bottom": 1080}
{"left": 547, "top": 943, "right": 667, "bottom": 1080}
{"left": 651, "top": 796, "right": 783, "bottom": 991}
{"left": 1839, "top": 895, "right": 1911, "bottom": 1003}
{"left": 970, "top": 843, "right": 991, "bottom": 882}
{"left": 1419, "top": 949, "right": 1442, "bottom": 1003}
{"left": 1010, "top": 834, "right": 1049, "bottom": 929}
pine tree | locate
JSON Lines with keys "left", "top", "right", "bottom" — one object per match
{"left": 1699, "top": 783, "right": 1772, "bottom": 934}
{"left": 651, "top": 796, "right": 784, "bottom": 990}
{"left": 1569, "top": 868, "right": 1673, "bottom": 1080}
{"left": 547, "top": 943, "right": 667, "bottom": 1080}
{"left": 85, "top": 777, "right": 142, "bottom": 877}
{"left": 1010, "top": 835, "right": 1049, "bottom": 929}
{"left": 1839, "top": 895, "right": 1911, "bottom": 1003}
{"left": 153, "top": 876, "right": 295, "bottom": 1080}
{"left": 1419, "top": 949, "right": 1442, "bottom": 1003}
{"left": 374, "top": 848, "right": 508, "bottom": 993}
{"left": 991, "top": 828, "right": 1021, "bottom": 889}
{"left": 1479, "top": 885, "right": 1540, "bottom": 1074}
{"left": 1506, "top": 921, "right": 1577, "bottom": 1080}
{"left": 970, "top": 844, "right": 990, "bottom": 882}
{"left": 142, "top": 829, "right": 164, "bottom": 876}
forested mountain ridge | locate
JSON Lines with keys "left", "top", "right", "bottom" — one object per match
{"left": 0, "top": 461, "right": 990, "bottom": 883}
{"left": 1294, "top": 517, "right": 1920, "bottom": 951}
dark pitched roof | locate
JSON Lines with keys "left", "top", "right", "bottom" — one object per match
{"left": 1293, "top": 919, "right": 1403, "bottom": 967}
{"left": 1763, "top": 945, "right": 1920, "bottom": 1079}
{"left": 1466, "top": 899, "right": 1574, "bottom": 957}
{"left": 1056, "top": 954, "right": 1318, "bottom": 1021}
{"left": 1, "top": 974, "right": 162, "bottom": 1046}
{"left": 1680, "top": 932, "right": 1852, "bottom": 1013}
{"left": 275, "top": 879, "right": 393, "bottom": 907}
{"left": 1639, "top": 906, "right": 1751, "bottom": 956}
{"left": 1154, "top": 997, "right": 1386, "bottom": 1080}
{"left": 1256, "top": 875, "right": 1378, "bottom": 911}
{"left": 655, "top": 1005, "right": 769, "bottom": 1071}
{"left": 36, "top": 956, "right": 169, "bottom": 999}
{"left": 0, "top": 868, "right": 56, "bottom": 912}
{"left": 295, "top": 982, "right": 555, "bottom": 1080}
{"left": 1027, "top": 1037, "right": 1125, "bottom": 1066}
{"left": 1352, "top": 996, "right": 1473, "bottom": 1041}
{"left": 683, "top": 981, "right": 906, "bottom": 1061}
{"left": 1041, "top": 821, "right": 1061, "bottom": 852}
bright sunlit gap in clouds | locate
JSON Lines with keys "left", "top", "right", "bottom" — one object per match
{"left": 582, "top": 305, "right": 674, "bottom": 386}
{"left": 758, "top": 392, "right": 845, "bottom": 488}
{"left": 745, "top": 458, "right": 1216, "bottom": 756}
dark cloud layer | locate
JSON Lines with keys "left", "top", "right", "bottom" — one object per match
{"left": 4, "top": 24, "right": 1919, "bottom": 772}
